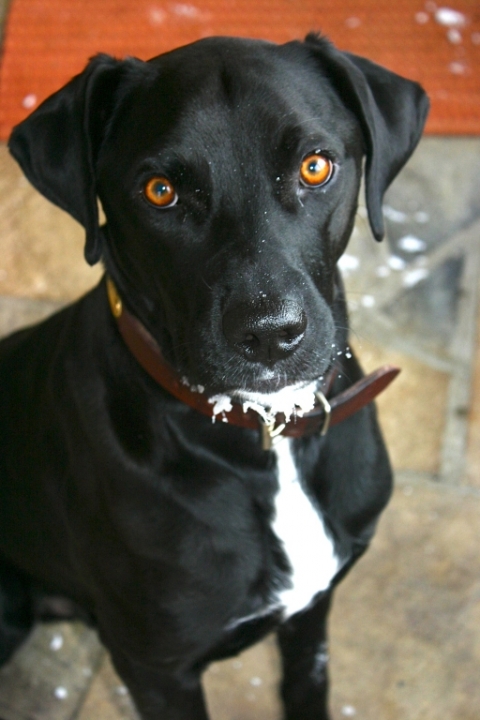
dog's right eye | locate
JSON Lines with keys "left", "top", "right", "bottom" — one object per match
{"left": 144, "top": 177, "right": 178, "bottom": 208}
{"left": 299, "top": 153, "right": 333, "bottom": 188}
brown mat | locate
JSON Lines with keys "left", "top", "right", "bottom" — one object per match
{"left": 0, "top": 0, "right": 479, "bottom": 139}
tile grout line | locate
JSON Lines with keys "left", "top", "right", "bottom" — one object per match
{"left": 439, "top": 240, "right": 480, "bottom": 484}
{"left": 69, "top": 648, "right": 106, "bottom": 720}
{"left": 395, "top": 469, "right": 480, "bottom": 497}
{"left": 375, "top": 217, "right": 480, "bottom": 311}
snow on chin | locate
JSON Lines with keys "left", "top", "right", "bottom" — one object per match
{"left": 208, "top": 394, "right": 234, "bottom": 419}
{"left": 228, "top": 381, "right": 319, "bottom": 424}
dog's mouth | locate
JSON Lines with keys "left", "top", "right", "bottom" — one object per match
{"left": 207, "top": 378, "right": 321, "bottom": 424}
{"left": 179, "top": 344, "right": 337, "bottom": 423}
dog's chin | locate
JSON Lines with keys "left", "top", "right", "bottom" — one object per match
{"left": 208, "top": 378, "right": 321, "bottom": 424}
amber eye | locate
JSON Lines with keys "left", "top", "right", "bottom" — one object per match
{"left": 144, "top": 177, "right": 178, "bottom": 207}
{"left": 300, "top": 153, "right": 333, "bottom": 188}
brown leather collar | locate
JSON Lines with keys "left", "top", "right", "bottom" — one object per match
{"left": 106, "top": 278, "right": 400, "bottom": 449}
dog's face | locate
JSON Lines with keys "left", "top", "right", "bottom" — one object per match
{"left": 9, "top": 35, "right": 429, "bottom": 400}
{"left": 96, "top": 39, "right": 363, "bottom": 396}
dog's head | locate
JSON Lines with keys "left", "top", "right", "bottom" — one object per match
{"left": 9, "top": 35, "right": 428, "bottom": 404}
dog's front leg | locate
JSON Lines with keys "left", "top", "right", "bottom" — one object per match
{"left": 110, "top": 649, "right": 209, "bottom": 720}
{"left": 277, "top": 591, "right": 333, "bottom": 720}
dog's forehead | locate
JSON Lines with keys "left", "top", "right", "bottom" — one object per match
{"left": 150, "top": 37, "right": 347, "bottom": 115}
{"left": 114, "top": 37, "right": 358, "bottom": 155}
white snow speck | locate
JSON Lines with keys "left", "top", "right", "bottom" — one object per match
{"left": 342, "top": 706, "right": 357, "bottom": 717}
{"left": 435, "top": 7, "right": 466, "bottom": 27}
{"left": 338, "top": 253, "right": 360, "bottom": 274}
{"left": 345, "top": 16, "right": 361, "bottom": 29}
{"left": 447, "top": 28, "right": 462, "bottom": 43}
{"left": 361, "top": 295, "right": 375, "bottom": 308}
{"left": 414, "top": 210, "right": 430, "bottom": 223}
{"left": 232, "top": 660, "right": 243, "bottom": 669}
{"left": 403, "top": 268, "right": 429, "bottom": 287}
{"left": 148, "top": 6, "right": 166, "bottom": 24}
{"left": 375, "top": 265, "right": 391, "bottom": 278}
{"left": 383, "top": 205, "right": 407, "bottom": 223}
{"left": 171, "top": 3, "right": 202, "bottom": 19}
{"left": 449, "top": 61, "right": 468, "bottom": 75}
{"left": 209, "top": 394, "right": 233, "bottom": 416}
{"left": 54, "top": 687, "right": 68, "bottom": 700}
{"left": 415, "top": 11, "right": 430, "bottom": 24}
{"left": 250, "top": 677, "right": 263, "bottom": 686}
{"left": 397, "top": 235, "right": 427, "bottom": 253}
{"left": 50, "top": 634, "right": 63, "bottom": 651}
{"left": 240, "top": 382, "right": 317, "bottom": 424}
{"left": 388, "top": 255, "right": 407, "bottom": 271}
{"left": 115, "top": 686, "right": 128, "bottom": 695}
{"left": 188, "top": 384, "right": 205, "bottom": 394}
{"left": 22, "top": 94, "right": 37, "bottom": 109}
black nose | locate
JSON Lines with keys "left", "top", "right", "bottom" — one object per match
{"left": 222, "top": 299, "right": 307, "bottom": 365}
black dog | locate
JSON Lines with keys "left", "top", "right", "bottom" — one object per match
{"left": 0, "top": 34, "right": 428, "bottom": 719}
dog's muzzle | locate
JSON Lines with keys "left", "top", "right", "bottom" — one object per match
{"left": 106, "top": 277, "right": 400, "bottom": 450}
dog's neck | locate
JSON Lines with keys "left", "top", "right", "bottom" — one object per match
{"left": 105, "top": 277, "right": 400, "bottom": 450}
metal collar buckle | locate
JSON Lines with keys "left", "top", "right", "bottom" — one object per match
{"left": 259, "top": 391, "right": 331, "bottom": 450}
{"left": 260, "top": 418, "right": 287, "bottom": 451}
{"left": 315, "top": 391, "right": 332, "bottom": 436}
{"left": 106, "top": 277, "right": 123, "bottom": 318}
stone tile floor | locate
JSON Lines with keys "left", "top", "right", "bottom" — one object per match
{"left": 0, "top": 125, "right": 479, "bottom": 719}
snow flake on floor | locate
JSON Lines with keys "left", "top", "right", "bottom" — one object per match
{"left": 402, "top": 267, "right": 430, "bottom": 287}
{"left": 338, "top": 253, "right": 360, "bottom": 276}
{"left": 345, "top": 17, "right": 361, "bottom": 29}
{"left": 435, "top": 8, "right": 466, "bottom": 28}
{"left": 383, "top": 205, "right": 408, "bottom": 223}
{"left": 449, "top": 61, "right": 469, "bottom": 75}
{"left": 447, "top": 27, "right": 463, "bottom": 44}
{"left": 415, "top": 11, "right": 430, "bottom": 24}
{"left": 397, "top": 235, "right": 427, "bottom": 253}
{"left": 49, "top": 633, "right": 64, "bottom": 651}
{"left": 388, "top": 255, "right": 407, "bottom": 271}
{"left": 361, "top": 295, "right": 375, "bottom": 308}
{"left": 22, "top": 94, "right": 37, "bottom": 109}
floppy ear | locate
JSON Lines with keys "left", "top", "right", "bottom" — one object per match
{"left": 304, "top": 34, "right": 429, "bottom": 241}
{"left": 8, "top": 54, "right": 135, "bottom": 265}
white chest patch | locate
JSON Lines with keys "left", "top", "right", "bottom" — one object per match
{"left": 272, "top": 439, "right": 340, "bottom": 618}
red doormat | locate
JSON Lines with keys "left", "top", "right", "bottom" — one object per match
{"left": 0, "top": 0, "right": 479, "bottom": 139}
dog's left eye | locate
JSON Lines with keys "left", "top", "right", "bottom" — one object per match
{"left": 144, "top": 177, "right": 178, "bottom": 208}
{"left": 299, "top": 153, "right": 333, "bottom": 188}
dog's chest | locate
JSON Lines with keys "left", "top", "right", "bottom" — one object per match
{"left": 271, "top": 439, "right": 340, "bottom": 618}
